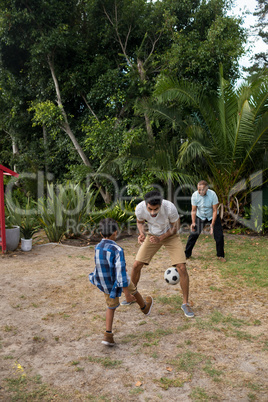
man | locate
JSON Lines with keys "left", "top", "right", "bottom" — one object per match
{"left": 121, "top": 190, "right": 194, "bottom": 318}
{"left": 185, "top": 180, "right": 225, "bottom": 261}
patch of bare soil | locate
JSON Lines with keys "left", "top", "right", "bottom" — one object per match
{"left": 0, "top": 234, "right": 267, "bottom": 401}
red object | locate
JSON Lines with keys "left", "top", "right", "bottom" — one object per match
{"left": 0, "top": 165, "right": 19, "bottom": 253}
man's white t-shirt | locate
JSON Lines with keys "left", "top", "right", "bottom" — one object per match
{"left": 135, "top": 199, "right": 179, "bottom": 236}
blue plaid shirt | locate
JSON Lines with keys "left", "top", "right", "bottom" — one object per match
{"left": 89, "top": 239, "right": 130, "bottom": 299}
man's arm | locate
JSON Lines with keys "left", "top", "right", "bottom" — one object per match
{"left": 137, "top": 219, "right": 146, "bottom": 244}
{"left": 149, "top": 219, "right": 180, "bottom": 243}
{"left": 210, "top": 204, "right": 218, "bottom": 234}
{"left": 190, "top": 205, "right": 197, "bottom": 231}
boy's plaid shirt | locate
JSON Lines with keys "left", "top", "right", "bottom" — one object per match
{"left": 89, "top": 239, "right": 130, "bottom": 298}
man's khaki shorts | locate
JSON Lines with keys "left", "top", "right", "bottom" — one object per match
{"left": 104, "top": 281, "right": 137, "bottom": 309}
{"left": 135, "top": 233, "right": 186, "bottom": 266}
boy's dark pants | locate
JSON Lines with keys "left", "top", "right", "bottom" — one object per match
{"left": 185, "top": 215, "right": 224, "bottom": 258}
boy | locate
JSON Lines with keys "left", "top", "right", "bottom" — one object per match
{"left": 89, "top": 218, "right": 153, "bottom": 346}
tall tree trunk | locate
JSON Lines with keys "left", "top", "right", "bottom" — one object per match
{"left": 47, "top": 54, "right": 111, "bottom": 204}
{"left": 42, "top": 125, "right": 49, "bottom": 175}
{"left": 137, "top": 58, "right": 154, "bottom": 142}
{"left": 47, "top": 55, "right": 91, "bottom": 167}
{"left": 5, "top": 130, "right": 18, "bottom": 172}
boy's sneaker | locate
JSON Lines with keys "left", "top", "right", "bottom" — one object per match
{"left": 141, "top": 296, "right": 153, "bottom": 316}
{"left": 120, "top": 300, "right": 136, "bottom": 306}
{"left": 181, "top": 303, "right": 195, "bottom": 318}
{"left": 102, "top": 332, "right": 115, "bottom": 346}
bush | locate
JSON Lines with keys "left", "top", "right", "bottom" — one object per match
{"left": 38, "top": 182, "right": 99, "bottom": 242}
{"left": 5, "top": 197, "right": 40, "bottom": 239}
{"left": 244, "top": 204, "right": 268, "bottom": 234}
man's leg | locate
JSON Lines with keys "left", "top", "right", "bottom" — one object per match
{"left": 185, "top": 217, "right": 205, "bottom": 258}
{"left": 176, "top": 263, "right": 189, "bottom": 304}
{"left": 121, "top": 236, "right": 160, "bottom": 305}
{"left": 176, "top": 262, "right": 194, "bottom": 318}
{"left": 212, "top": 215, "right": 225, "bottom": 258}
{"left": 131, "top": 260, "right": 144, "bottom": 286}
{"left": 164, "top": 234, "right": 194, "bottom": 318}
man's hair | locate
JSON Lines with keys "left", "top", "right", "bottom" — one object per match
{"left": 99, "top": 218, "right": 119, "bottom": 238}
{"left": 198, "top": 180, "right": 208, "bottom": 187}
{"left": 144, "top": 190, "right": 163, "bottom": 206}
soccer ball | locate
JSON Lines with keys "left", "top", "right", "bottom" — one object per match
{"left": 164, "top": 267, "right": 180, "bottom": 285}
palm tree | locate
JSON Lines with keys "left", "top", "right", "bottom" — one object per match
{"left": 154, "top": 67, "right": 268, "bottom": 226}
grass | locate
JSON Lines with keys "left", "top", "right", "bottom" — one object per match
{"left": 4, "top": 374, "right": 65, "bottom": 401}
{"left": 87, "top": 356, "right": 122, "bottom": 368}
{"left": 180, "top": 234, "right": 268, "bottom": 289}
{"left": 217, "top": 236, "right": 267, "bottom": 288}
{"left": 157, "top": 294, "right": 182, "bottom": 313}
{"left": 1, "top": 233, "right": 267, "bottom": 401}
{"left": 194, "top": 310, "right": 254, "bottom": 341}
{"left": 190, "top": 386, "right": 211, "bottom": 401}
{"left": 121, "top": 327, "right": 173, "bottom": 346}
{"left": 153, "top": 376, "right": 186, "bottom": 390}
{"left": 168, "top": 350, "right": 206, "bottom": 373}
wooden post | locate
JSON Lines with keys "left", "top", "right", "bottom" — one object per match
{"left": 0, "top": 165, "right": 19, "bottom": 253}
{"left": 0, "top": 170, "right": 6, "bottom": 253}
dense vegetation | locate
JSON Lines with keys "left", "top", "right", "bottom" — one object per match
{"left": 0, "top": 0, "right": 267, "bottom": 232}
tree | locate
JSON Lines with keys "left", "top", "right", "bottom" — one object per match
{"left": 0, "top": 0, "right": 249, "bottom": 202}
{"left": 154, "top": 67, "right": 268, "bottom": 226}
{"left": 247, "top": 0, "right": 268, "bottom": 76}
{"left": 158, "top": 0, "right": 247, "bottom": 90}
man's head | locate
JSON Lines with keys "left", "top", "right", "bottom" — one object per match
{"left": 99, "top": 218, "right": 119, "bottom": 239}
{"left": 144, "top": 190, "right": 163, "bottom": 218}
{"left": 197, "top": 180, "right": 208, "bottom": 196}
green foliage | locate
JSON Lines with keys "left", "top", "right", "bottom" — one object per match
{"left": 89, "top": 200, "right": 136, "bottom": 232}
{"left": 5, "top": 197, "right": 40, "bottom": 239}
{"left": 244, "top": 204, "right": 268, "bottom": 233}
{"left": 29, "top": 101, "right": 64, "bottom": 137}
{"left": 154, "top": 69, "right": 268, "bottom": 222}
{"left": 0, "top": 0, "right": 248, "bottom": 195}
{"left": 37, "top": 182, "right": 98, "bottom": 242}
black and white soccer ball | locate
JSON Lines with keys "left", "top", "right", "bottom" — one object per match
{"left": 164, "top": 267, "right": 180, "bottom": 285}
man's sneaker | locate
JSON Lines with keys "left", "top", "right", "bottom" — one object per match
{"left": 141, "top": 296, "right": 153, "bottom": 316}
{"left": 102, "top": 332, "right": 115, "bottom": 346}
{"left": 181, "top": 303, "right": 195, "bottom": 318}
{"left": 120, "top": 300, "right": 136, "bottom": 306}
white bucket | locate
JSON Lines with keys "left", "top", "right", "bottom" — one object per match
{"left": 21, "top": 238, "right": 33, "bottom": 252}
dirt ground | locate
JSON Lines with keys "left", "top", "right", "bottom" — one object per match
{"left": 0, "top": 233, "right": 267, "bottom": 401}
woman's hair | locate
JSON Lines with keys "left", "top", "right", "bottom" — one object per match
{"left": 99, "top": 218, "right": 119, "bottom": 238}
{"left": 144, "top": 190, "right": 163, "bottom": 206}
